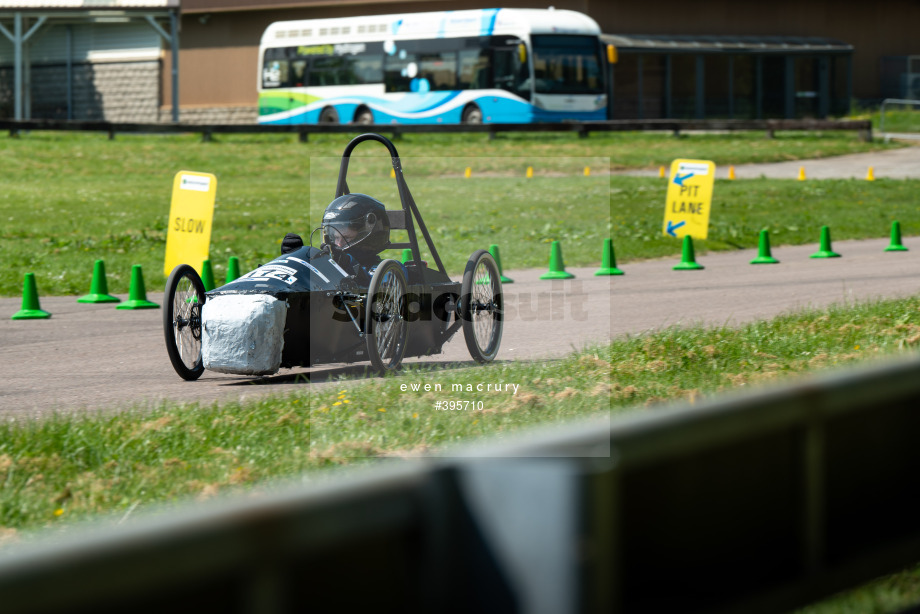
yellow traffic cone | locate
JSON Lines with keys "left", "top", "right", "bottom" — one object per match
{"left": 728, "top": 165, "right": 736, "bottom": 180}
{"left": 526, "top": 166, "right": 533, "bottom": 178}
{"left": 464, "top": 167, "right": 472, "bottom": 178}
{"left": 866, "top": 166, "right": 875, "bottom": 181}
{"left": 659, "top": 166, "right": 666, "bottom": 178}
{"left": 798, "top": 166, "right": 806, "bottom": 181}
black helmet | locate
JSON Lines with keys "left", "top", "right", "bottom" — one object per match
{"left": 321, "top": 193, "right": 390, "bottom": 255}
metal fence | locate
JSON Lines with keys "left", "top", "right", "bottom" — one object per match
{"left": 2, "top": 353, "right": 920, "bottom": 613}
{"left": 0, "top": 117, "right": 873, "bottom": 142}
{"left": 879, "top": 98, "right": 920, "bottom": 141}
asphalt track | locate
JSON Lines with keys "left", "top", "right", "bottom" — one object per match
{"left": 3, "top": 146, "right": 919, "bottom": 418}
{"left": 2, "top": 234, "right": 920, "bottom": 419}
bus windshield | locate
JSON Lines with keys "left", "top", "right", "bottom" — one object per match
{"left": 531, "top": 35, "right": 603, "bottom": 95}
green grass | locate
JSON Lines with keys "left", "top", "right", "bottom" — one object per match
{"left": 3, "top": 293, "right": 920, "bottom": 538}
{"left": 0, "top": 130, "right": 908, "bottom": 297}
{"left": 798, "top": 563, "right": 920, "bottom": 614}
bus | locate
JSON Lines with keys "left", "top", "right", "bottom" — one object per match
{"left": 258, "top": 8, "right": 609, "bottom": 125}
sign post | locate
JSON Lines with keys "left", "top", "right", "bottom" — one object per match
{"left": 662, "top": 159, "right": 715, "bottom": 240}
{"left": 164, "top": 171, "right": 217, "bottom": 277}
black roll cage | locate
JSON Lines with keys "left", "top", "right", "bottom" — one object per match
{"left": 334, "top": 133, "right": 448, "bottom": 276}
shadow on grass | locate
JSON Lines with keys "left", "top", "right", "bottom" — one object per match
{"left": 218, "top": 358, "right": 523, "bottom": 387}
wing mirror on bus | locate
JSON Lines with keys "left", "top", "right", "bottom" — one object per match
{"left": 607, "top": 44, "right": 618, "bottom": 65}
{"left": 518, "top": 43, "right": 527, "bottom": 64}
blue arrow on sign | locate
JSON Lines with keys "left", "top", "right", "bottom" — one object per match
{"left": 673, "top": 172, "right": 693, "bottom": 186}
{"left": 666, "top": 220, "right": 686, "bottom": 237}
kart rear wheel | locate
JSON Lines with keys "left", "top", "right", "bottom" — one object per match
{"left": 164, "top": 264, "right": 206, "bottom": 381}
{"left": 460, "top": 249, "right": 503, "bottom": 363}
{"left": 365, "top": 259, "right": 408, "bottom": 374}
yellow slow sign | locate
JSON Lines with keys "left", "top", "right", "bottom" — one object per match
{"left": 662, "top": 159, "right": 715, "bottom": 240}
{"left": 163, "top": 171, "right": 216, "bottom": 277}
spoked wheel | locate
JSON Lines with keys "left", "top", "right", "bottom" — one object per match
{"left": 164, "top": 264, "right": 206, "bottom": 381}
{"left": 460, "top": 249, "right": 503, "bottom": 363}
{"left": 365, "top": 259, "right": 408, "bottom": 374}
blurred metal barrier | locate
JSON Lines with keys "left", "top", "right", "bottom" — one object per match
{"left": 2, "top": 353, "right": 920, "bottom": 613}
{"left": 880, "top": 98, "right": 920, "bottom": 141}
{"left": 0, "top": 117, "right": 873, "bottom": 142}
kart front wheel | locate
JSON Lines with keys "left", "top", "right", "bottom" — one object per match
{"left": 365, "top": 259, "right": 408, "bottom": 374}
{"left": 164, "top": 264, "right": 206, "bottom": 381}
{"left": 460, "top": 250, "right": 503, "bottom": 363}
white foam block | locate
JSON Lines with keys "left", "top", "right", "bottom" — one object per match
{"left": 202, "top": 294, "right": 287, "bottom": 376}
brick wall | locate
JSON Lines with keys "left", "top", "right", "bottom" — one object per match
{"left": 0, "top": 61, "right": 160, "bottom": 122}
{"left": 1, "top": 60, "right": 258, "bottom": 124}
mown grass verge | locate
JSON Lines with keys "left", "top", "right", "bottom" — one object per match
{"left": 3, "top": 293, "right": 920, "bottom": 538}
{"left": 3, "top": 294, "right": 920, "bottom": 612}
{"left": 0, "top": 131, "right": 904, "bottom": 296}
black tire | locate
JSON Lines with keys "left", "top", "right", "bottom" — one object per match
{"left": 319, "top": 106, "right": 339, "bottom": 124}
{"left": 164, "top": 264, "right": 206, "bottom": 381}
{"left": 365, "top": 259, "right": 408, "bottom": 374}
{"left": 460, "top": 250, "right": 503, "bottom": 363}
{"left": 462, "top": 104, "right": 483, "bottom": 124}
{"left": 353, "top": 107, "right": 374, "bottom": 124}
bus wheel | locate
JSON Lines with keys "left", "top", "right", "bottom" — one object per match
{"left": 319, "top": 107, "right": 339, "bottom": 123}
{"left": 354, "top": 107, "right": 374, "bottom": 124}
{"left": 462, "top": 104, "right": 483, "bottom": 124}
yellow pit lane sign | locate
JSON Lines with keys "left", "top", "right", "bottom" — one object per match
{"left": 662, "top": 159, "right": 715, "bottom": 240}
{"left": 164, "top": 171, "right": 217, "bottom": 276}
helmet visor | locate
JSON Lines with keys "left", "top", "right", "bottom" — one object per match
{"left": 323, "top": 217, "right": 373, "bottom": 249}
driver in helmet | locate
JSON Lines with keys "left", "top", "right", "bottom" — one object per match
{"left": 280, "top": 193, "right": 391, "bottom": 284}
{"left": 320, "top": 193, "right": 391, "bottom": 284}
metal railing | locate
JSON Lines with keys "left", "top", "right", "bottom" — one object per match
{"left": 879, "top": 98, "right": 920, "bottom": 141}
{"left": 0, "top": 117, "right": 873, "bottom": 142}
{"left": 2, "top": 353, "right": 920, "bottom": 613}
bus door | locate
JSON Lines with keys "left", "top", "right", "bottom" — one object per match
{"left": 491, "top": 37, "right": 531, "bottom": 101}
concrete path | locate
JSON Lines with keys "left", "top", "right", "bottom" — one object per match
{"left": 613, "top": 143, "right": 920, "bottom": 180}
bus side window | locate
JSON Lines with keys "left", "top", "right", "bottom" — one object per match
{"left": 459, "top": 49, "right": 490, "bottom": 89}
{"left": 384, "top": 51, "right": 417, "bottom": 92}
{"left": 292, "top": 60, "right": 307, "bottom": 87}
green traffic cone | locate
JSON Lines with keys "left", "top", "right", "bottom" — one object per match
{"left": 540, "top": 241, "right": 575, "bottom": 280}
{"left": 400, "top": 248, "right": 413, "bottom": 263}
{"left": 116, "top": 265, "right": 159, "bottom": 309}
{"left": 201, "top": 259, "right": 216, "bottom": 291}
{"left": 750, "top": 230, "right": 779, "bottom": 264}
{"left": 489, "top": 244, "right": 513, "bottom": 283}
{"left": 11, "top": 273, "right": 51, "bottom": 320}
{"left": 595, "top": 238, "right": 624, "bottom": 275}
{"left": 810, "top": 226, "right": 840, "bottom": 258}
{"left": 77, "top": 259, "right": 121, "bottom": 303}
{"left": 885, "top": 221, "right": 909, "bottom": 252}
{"left": 673, "top": 235, "right": 704, "bottom": 270}
{"left": 226, "top": 256, "right": 241, "bottom": 283}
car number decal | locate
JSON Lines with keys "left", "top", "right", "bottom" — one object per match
{"left": 242, "top": 264, "right": 298, "bottom": 285}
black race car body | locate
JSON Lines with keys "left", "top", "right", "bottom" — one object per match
{"left": 164, "top": 133, "right": 502, "bottom": 380}
{"left": 200, "top": 246, "right": 461, "bottom": 375}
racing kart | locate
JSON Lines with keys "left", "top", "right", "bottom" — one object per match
{"left": 163, "top": 133, "right": 503, "bottom": 380}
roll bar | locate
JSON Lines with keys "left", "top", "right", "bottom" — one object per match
{"left": 334, "top": 133, "right": 447, "bottom": 276}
